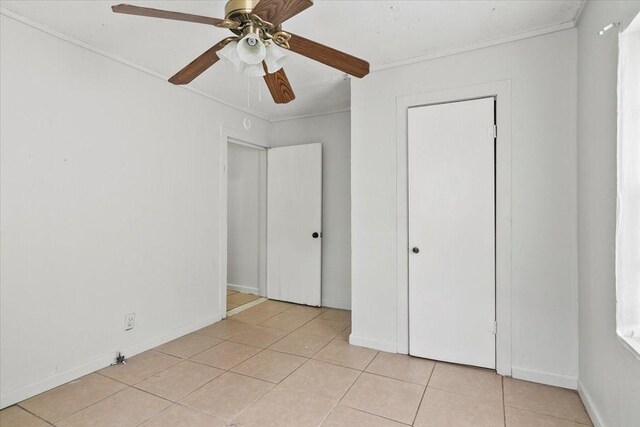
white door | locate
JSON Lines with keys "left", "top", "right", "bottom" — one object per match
{"left": 267, "top": 143, "right": 322, "bottom": 306}
{"left": 408, "top": 98, "right": 496, "bottom": 369}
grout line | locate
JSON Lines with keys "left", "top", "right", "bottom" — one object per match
{"left": 14, "top": 404, "right": 56, "bottom": 426}
{"left": 503, "top": 405, "right": 593, "bottom": 426}
{"left": 411, "top": 362, "right": 436, "bottom": 425}
{"left": 502, "top": 375, "right": 507, "bottom": 426}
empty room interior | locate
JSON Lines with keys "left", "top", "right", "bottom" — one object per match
{"left": 1, "top": 0, "right": 639, "bottom": 426}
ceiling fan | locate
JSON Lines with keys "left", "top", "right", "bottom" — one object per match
{"left": 111, "top": 0, "right": 370, "bottom": 104}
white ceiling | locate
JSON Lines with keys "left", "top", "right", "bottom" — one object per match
{"left": 1, "top": 0, "right": 583, "bottom": 121}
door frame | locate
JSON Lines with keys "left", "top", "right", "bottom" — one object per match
{"left": 395, "top": 81, "right": 512, "bottom": 376}
{"left": 219, "top": 127, "right": 270, "bottom": 319}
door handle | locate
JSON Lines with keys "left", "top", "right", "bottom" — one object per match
{"left": 412, "top": 247, "right": 420, "bottom": 254}
{"left": 312, "top": 232, "right": 320, "bottom": 238}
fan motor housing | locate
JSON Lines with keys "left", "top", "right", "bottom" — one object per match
{"left": 225, "top": 0, "right": 260, "bottom": 20}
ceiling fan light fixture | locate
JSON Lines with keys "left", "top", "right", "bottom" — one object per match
{"left": 237, "top": 33, "right": 266, "bottom": 65}
{"left": 264, "top": 43, "right": 287, "bottom": 73}
{"left": 244, "top": 63, "right": 266, "bottom": 77}
{"left": 216, "top": 40, "right": 244, "bottom": 72}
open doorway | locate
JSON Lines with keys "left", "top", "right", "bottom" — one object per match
{"left": 219, "top": 128, "right": 324, "bottom": 318}
{"left": 226, "top": 138, "right": 267, "bottom": 315}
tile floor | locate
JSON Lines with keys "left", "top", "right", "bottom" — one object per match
{"left": 1, "top": 301, "right": 592, "bottom": 427}
{"left": 227, "top": 289, "right": 260, "bottom": 312}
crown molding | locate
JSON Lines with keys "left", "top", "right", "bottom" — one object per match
{"left": 0, "top": 7, "right": 271, "bottom": 123}
{"left": 270, "top": 108, "right": 351, "bottom": 123}
{"left": 371, "top": 20, "right": 576, "bottom": 73}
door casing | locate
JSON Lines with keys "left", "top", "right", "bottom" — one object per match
{"left": 396, "top": 81, "right": 512, "bottom": 376}
{"left": 219, "top": 127, "right": 270, "bottom": 318}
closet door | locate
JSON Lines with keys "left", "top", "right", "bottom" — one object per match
{"left": 408, "top": 98, "right": 496, "bottom": 369}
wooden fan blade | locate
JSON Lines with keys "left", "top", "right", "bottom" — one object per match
{"left": 251, "top": 0, "right": 313, "bottom": 25}
{"left": 112, "top": 4, "right": 225, "bottom": 27}
{"left": 287, "top": 33, "right": 369, "bottom": 78}
{"left": 263, "top": 64, "right": 295, "bottom": 104}
{"left": 169, "top": 39, "right": 232, "bottom": 85}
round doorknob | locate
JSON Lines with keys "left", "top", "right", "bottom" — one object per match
{"left": 412, "top": 247, "right": 420, "bottom": 254}
{"left": 312, "top": 232, "right": 319, "bottom": 238}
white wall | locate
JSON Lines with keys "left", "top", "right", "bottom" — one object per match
{"left": 351, "top": 29, "right": 579, "bottom": 387}
{"left": 0, "top": 15, "right": 269, "bottom": 408}
{"left": 227, "top": 143, "right": 264, "bottom": 293}
{"left": 576, "top": 2, "right": 640, "bottom": 426}
{"left": 271, "top": 112, "right": 351, "bottom": 309}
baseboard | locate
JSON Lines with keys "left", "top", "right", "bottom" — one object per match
{"left": 0, "top": 313, "right": 222, "bottom": 409}
{"left": 511, "top": 366, "right": 578, "bottom": 390}
{"left": 227, "top": 283, "right": 260, "bottom": 295}
{"left": 349, "top": 335, "right": 397, "bottom": 353}
{"left": 578, "top": 380, "right": 605, "bottom": 427}
{"left": 321, "top": 298, "right": 351, "bottom": 310}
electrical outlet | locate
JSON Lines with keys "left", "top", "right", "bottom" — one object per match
{"left": 124, "top": 313, "right": 135, "bottom": 331}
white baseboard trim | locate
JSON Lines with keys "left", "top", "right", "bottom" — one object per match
{"left": 227, "top": 283, "right": 260, "bottom": 295}
{"left": 578, "top": 380, "right": 605, "bottom": 427}
{"left": 349, "top": 335, "right": 397, "bottom": 353}
{"left": 0, "top": 313, "right": 222, "bottom": 409}
{"left": 321, "top": 298, "right": 351, "bottom": 310}
{"left": 511, "top": 366, "right": 578, "bottom": 390}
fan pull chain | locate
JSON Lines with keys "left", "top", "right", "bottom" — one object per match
{"left": 247, "top": 77, "right": 250, "bottom": 108}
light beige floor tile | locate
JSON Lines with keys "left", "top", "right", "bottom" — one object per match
{"left": 136, "top": 361, "right": 224, "bottom": 401}
{"left": 195, "top": 319, "right": 253, "bottom": 340}
{"left": 227, "top": 324, "right": 288, "bottom": 348}
{"left": 153, "top": 333, "right": 222, "bottom": 359}
{"left": 504, "top": 378, "right": 591, "bottom": 425}
{"left": 341, "top": 372, "right": 425, "bottom": 424}
{"left": 0, "top": 406, "right": 49, "bottom": 427}
{"left": 279, "top": 359, "right": 360, "bottom": 403}
{"left": 227, "top": 303, "right": 240, "bottom": 311}
{"left": 180, "top": 372, "right": 273, "bottom": 420}
{"left": 297, "top": 318, "right": 350, "bottom": 338}
{"left": 428, "top": 362, "right": 503, "bottom": 405}
{"left": 268, "top": 330, "right": 333, "bottom": 357}
{"left": 232, "top": 385, "right": 336, "bottom": 427}
{"left": 56, "top": 387, "right": 171, "bottom": 427}
{"left": 231, "top": 349, "right": 307, "bottom": 383}
{"left": 229, "top": 307, "right": 279, "bottom": 325}
{"left": 227, "top": 290, "right": 238, "bottom": 296}
{"left": 257, "top": 300, "right": 295, "bottom": 313}
{"left": 414, "top": 387, "right": 503, "bottom": 427}
{"left": 505, "top": 406, "right": 587, "bottom": 427}
{"left": 336, "top": 326, "right": 351, "bottom": 341}
{"left": 19, "top": 373, "right": 126, "bottom": 422}
{"left": 98, "top": 351, "right": 181, "bottom": 385}
{"left": 365, "top": 352, "right": 435, "bottom": 386}
{"left": 140, "top": 404, "right": 227, "bottom": 427}
{"left": 313, "top": 339, "right": 378, "bottom": 370}
{"left": 189, "top": 341, "right": 261, "bottom": 369}
{"left": 227, "top": 292, "right": 260, "bottom": 306}
{"left": 319, "top": 309, "right": 351, "bottom": 323}
{"left": 283, "top": 304, "right": 326, "bottom": 320}
{"left": 260, "top": 312, "right": 312, "bottom": 332}
{"left": 322, "top": 405, "right": 407, "bottom": 427}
